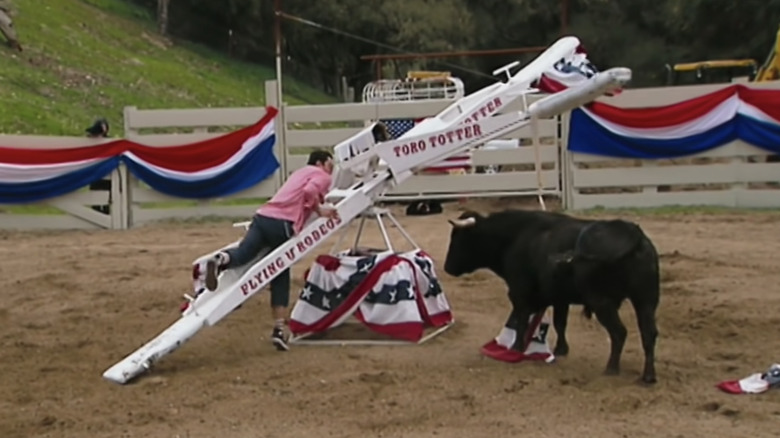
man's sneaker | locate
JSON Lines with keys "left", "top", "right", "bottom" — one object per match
{"left": 204, "top": 254, "right": 222, "bottom": 292}
{"left": 272, "top": 327, "right": 289, "bottom": 351}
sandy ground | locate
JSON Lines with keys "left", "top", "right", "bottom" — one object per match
{"left": 2, "top": 198, "right": 780, "bottom": 438}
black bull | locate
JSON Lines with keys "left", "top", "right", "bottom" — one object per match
{"left": 443, "top": 209, "right": 660, "bottom": 384}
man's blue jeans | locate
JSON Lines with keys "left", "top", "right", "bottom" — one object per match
{"left": 224, "top": 214, "right": 293, "bottom": 308}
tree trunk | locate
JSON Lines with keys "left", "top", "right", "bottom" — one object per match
{"left": 157, "top": 0, "right": 170, "bottom": 36}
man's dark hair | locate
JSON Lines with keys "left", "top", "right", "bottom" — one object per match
{"left": 307, "top": 149, "right": 333, "bottom": 166}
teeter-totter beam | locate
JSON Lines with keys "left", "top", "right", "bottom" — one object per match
{"left": 102, "top": 35, "right": 631, "bottom": 385}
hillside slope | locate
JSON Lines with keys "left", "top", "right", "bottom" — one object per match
{"left": 0, "top": 0, "right": 335, "bottom": 136}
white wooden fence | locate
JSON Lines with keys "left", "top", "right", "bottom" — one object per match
{"left": 0, "top": 135, "right": 124, "bottom": 230}
{"left": 281, "top": 90, "right": 562, "bottom": 201}
{"left": 121, "top": 82, "right": 283, "bottom": 227}
{"left": 0, "top": 80, "right": 779, "bottom": 230}
{"left": 561, "top": 81, "right": 780, "bottom": 210}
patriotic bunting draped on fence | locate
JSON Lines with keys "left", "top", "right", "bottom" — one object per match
{"left": 568, "top": 85, "right": 780, "bottom": 159}
{"left": 533, "top": 46, "right": 780, "bottom": 160}
{"left": 0, "top": 107, "right": 280, "bottom": 204}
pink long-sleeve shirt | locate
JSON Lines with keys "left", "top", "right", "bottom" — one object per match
{"left": 257, "top": 165, "right": 333, "bottom": 234}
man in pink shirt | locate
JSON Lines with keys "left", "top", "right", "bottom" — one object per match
{"left": 204, "top": 150, "right": 339, "bottom": 351}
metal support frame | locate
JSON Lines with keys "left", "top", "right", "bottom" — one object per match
{"left": 289, "top": 321, "right": 455, "bottom": 346}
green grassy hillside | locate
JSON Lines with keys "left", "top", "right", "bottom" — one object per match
{"left": 0, "top": 0, "right": 335, "bottom": 136}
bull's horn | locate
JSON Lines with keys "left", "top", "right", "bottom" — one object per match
{"left": 448, "top": 217, "right": 476, "bottom": 228}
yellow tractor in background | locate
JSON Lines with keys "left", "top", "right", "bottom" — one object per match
{"left": 665, "top": 26, "right": 780, "bottom": 85}
{"left": 756, "top": 26, "right": 780, "bottom": 81}
{"left": 665, "top": 59, "right": 757, "bottom": 85}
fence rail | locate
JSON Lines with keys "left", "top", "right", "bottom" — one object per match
{"left": 566, "top": 141, "right": 779, "bottom": 210}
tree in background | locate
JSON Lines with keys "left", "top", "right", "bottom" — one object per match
{"left": 126, "top": 0, "right": 780, "bottom": 97}
{"left": 157, "top": 0, "right": 171, "bottom": 36}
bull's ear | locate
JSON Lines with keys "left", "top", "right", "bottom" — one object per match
{"left": 448, "top": 217, "right": 476, "bottom": 228}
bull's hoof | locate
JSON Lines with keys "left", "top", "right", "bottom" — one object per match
{"left": 553, "top": 345, "right": 569, "bottom": 356}
{"left": 639, "top": 375, "right": 657, "bottom": 385}
{"left": 603, "top": 367, "right": 620, "bottom": 376}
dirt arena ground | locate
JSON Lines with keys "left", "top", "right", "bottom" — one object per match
{"left": 2, "top": 198, "right": 780, "bottom": 438}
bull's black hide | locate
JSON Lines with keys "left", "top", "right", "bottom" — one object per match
{"left": 443, "top": 209, "right": 660, "bottom": 384}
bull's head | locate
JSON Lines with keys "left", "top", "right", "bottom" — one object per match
{"left": 443, "top": 211, "right": 483, "bottom": 277}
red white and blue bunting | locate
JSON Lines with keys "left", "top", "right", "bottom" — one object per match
{"left": 0, "top": 107, "right": 280, "bottom": 204}
{"left": 569, "top": 85, "right": 780, "bottom": 159}
{"left": 534, "top": 51, "right": 780, "bottom": 159}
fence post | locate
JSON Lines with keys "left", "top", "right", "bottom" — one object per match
{"left": 559, "top": 111, "right": 574, "bottom": 210}
{"left": 265, "top": 80, "right": 287, "bottom": 189}
{"left": 109, "top": 166, "right": 123, "bottom": 230}
{"left": 121, "top": 106, "right": 136, "bottom": 228}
